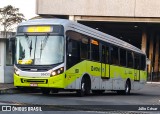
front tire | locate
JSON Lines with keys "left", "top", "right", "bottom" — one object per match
{"left": 77, "top": 77, "right": 90, "bottom": 97}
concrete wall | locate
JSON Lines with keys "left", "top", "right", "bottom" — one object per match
{"left": 4, "top": 66, "right": 14, "bottom": 83}
{"left": 37, "top": 0, "right": 160, "bottom": 17}
{"left": 0, "top": 40, "right": 5, "bottom": 83}
{"left": 0, "top": 32, "right": 15, "bottom": 83}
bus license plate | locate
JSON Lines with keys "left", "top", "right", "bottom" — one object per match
{"left": 30, "top": 83, "right": 38, "bottom": 87}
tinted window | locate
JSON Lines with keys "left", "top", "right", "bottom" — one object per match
{"left": 127, "top": 51, "right": 134, "bottom": 68}
{"left": 120, "top": 48, "right": 126, "bottom": 67}
{"left": 140, "top": 55, "right": 146, "bottom": 70}
{"left": 66, "top": 31, "right": 81, "bottom": 69}
{"left": 134, "top": 53, "right": 140, "bottom": 69}
{"left": 67, "top": 39, "right": 80, "bottom": 69}
{"left": 91, "top": 39, "right": 99, "bottom": 61}
{"left": 111, "top": 46, "right": 119, "bottom": 65}
{"left": 80, "top": 38, "right": 89, "bottom": 60}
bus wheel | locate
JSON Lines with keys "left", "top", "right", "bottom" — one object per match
{"left": 77, "top": 77, "right": 90, "bottom": 97}
{"left": 117, "top": 81, "right": 131, "bottom": 95}
{"left": 124, "top": 81, "right": 131, "bottom": 95}
{"left": 41, "top": 88, "right": 51, "bottom": 95}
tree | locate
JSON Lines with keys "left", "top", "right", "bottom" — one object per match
{"left": 0, "top": 5, "right": 26, "bottom": 36}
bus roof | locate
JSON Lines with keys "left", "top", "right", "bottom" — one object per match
{"left": 18, "top": 18, "right": 145, "bottom": 55}
{"left": 18, "top": 18, "right": 71, "bottom": 26}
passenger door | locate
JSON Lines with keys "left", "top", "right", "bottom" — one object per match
{"left": 101, "top": 44, "right": 109, "bottom": 79}
{"left": 134, "top": 54, "right": 140, "bottom": 81}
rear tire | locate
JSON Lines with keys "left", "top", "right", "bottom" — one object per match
{"left": 124, "top": 80, "right": 131, "bottom": 95}
{"left": 41, "top": 88, "right": 51, "bottom": 95}
{"left": 116, "top": 80, "right": 131, "bottom": 95}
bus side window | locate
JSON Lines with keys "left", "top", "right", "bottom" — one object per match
{"left": 67, "top": 39, "right": 80, "bottom": 69}
{"left": 68, "top": 39, "right": 72, "bottom": 54}
{"left": 91, "top": 39, "right": 99, "bottom": 61}
{"left": 127, "top": 51, "right": 134, "bottom": 68}
{"left": 110, "top": 46, "right": 119, "bottom": 65}
{"left": 120, "top": 48, "right": 126, "bottom": 67}
{"left": 134, "top": 53, "right": 140, "bottom": 69}
{"left": 80, "top": 37, "right": 89, "bottom": 60}
{"left": 140, "top": 55, "right": 146, "bottom": 70}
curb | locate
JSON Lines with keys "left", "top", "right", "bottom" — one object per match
{"left": 147, "top": 82, "right": 160, "bottom": 84}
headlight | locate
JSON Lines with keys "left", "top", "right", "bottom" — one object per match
{"left": 15, "top": 70, "right": 20, "bottom": 75}
{"left": 50, "top": 67, "right": 64, "bottom": 77}
{"left": 14, "top": 67, "right": 20, "bottom": 76}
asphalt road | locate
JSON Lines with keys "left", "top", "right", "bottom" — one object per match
{"left": 0, "top": 83, "right": 160, "bottom": 114}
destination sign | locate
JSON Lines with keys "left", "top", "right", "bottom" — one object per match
{"left": 17, "top": 25, "right": 64, "bottom": 34}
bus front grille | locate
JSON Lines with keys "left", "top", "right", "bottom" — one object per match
{"left": 21, "top": 79, "right": 48, "bottom": 84}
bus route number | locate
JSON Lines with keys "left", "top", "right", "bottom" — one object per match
{"left": 41, "top": 73, "right": 50, "bottom": 76}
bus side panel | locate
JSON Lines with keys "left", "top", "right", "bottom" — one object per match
{"left": 110, "top": 65, "right": 125, "bottom": 90}
{"left": 130, "top": 70, "right": 146, "bottom": 90}
{"left": 65, "top": 60, "right": 87, "bottom": 89}
{"left": 125, "top": 68, "right": 134, "bottom": 80}
{"left": 110, "top": 65, "right": 135, "bottom": 90}
{"left": 133, "top": 70, "right": 146, "bottom": 90}
{"left": 86, "top": 61, "right": 101, "bottom": 90}
{"left": 140, "top": 70, "right": 147, "bottom": 82}
{"left": 125, "top": 67, "right": 135, "bottom": 90}
{"left": 134, "top": 69, "right": 140, "bottom": 81}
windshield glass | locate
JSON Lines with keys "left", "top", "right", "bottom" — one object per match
{"left": 15, "top": 35, "right": 64, "bottom": 65}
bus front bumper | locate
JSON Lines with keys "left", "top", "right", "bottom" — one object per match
{"left": 14, "top": 73, "right": 65, "bottom": 88}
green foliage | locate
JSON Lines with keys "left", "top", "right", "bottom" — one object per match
{"left": 0, "top": 5, "right": 26, "bottom": 33}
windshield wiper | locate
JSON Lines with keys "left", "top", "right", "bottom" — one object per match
{"left": 29, "top": 40, "right": 32, "bottom": 56}
{"left": 24, "top": 33, "right": 32, "bottom": 56}
{"left": 40, "top": 33, "right": 50, "bottom": 58}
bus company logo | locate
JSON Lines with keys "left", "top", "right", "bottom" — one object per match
{"left": 91, "top": 66, "right": 100, "bottom": 72}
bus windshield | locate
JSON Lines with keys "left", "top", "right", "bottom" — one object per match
{"left": 15, "top": 35, "right": 64, "bottom": 65}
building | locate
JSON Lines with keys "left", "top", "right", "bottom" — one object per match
{"left": 36, "top": 0, "right": 160, "bottom": 81}
{"left": 0, "top": 31, "right": 15, "bottom": 83}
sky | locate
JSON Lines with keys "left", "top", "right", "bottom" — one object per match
{"left": 0, "top": 0, "right": 37, "bottom": 20}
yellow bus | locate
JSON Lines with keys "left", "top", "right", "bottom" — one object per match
{"left": 14, "top": 18, "right": 147, "bottom": 96}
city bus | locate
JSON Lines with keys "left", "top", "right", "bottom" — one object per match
{"left": 14, "top": 18, "right": 147, "bottom": 96}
